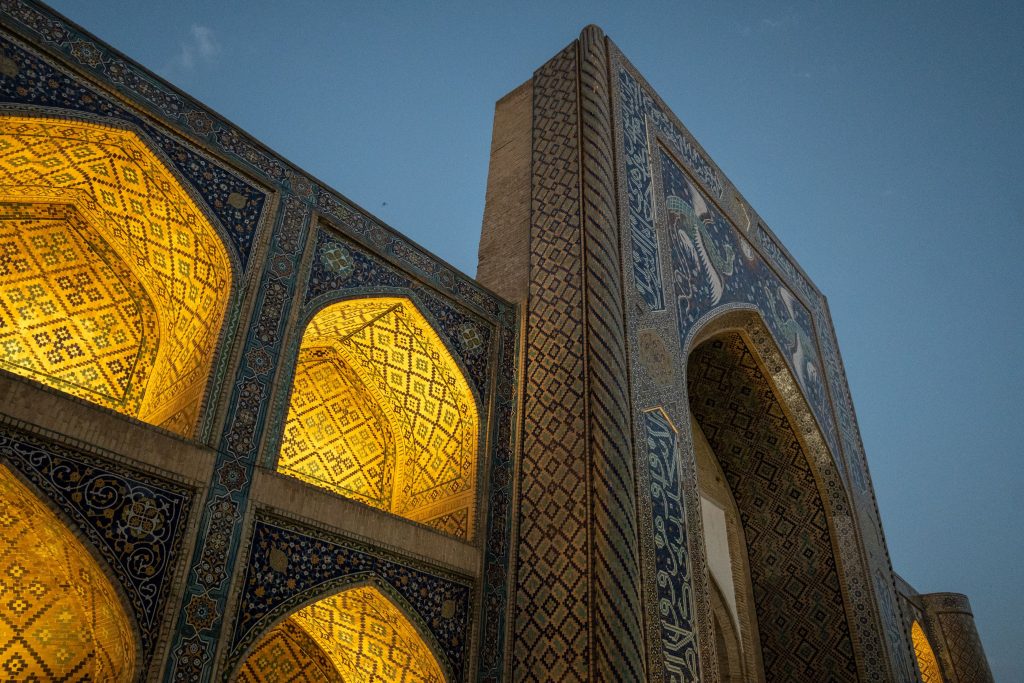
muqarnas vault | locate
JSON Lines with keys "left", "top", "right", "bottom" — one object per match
{"left": 0, "top": 2, "right": 994, "bottom": 681}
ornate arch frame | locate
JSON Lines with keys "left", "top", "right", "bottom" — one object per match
{"left": 0, "top": 106, "right": 249, "bottom": 441}
{"left": 0, "top": 445, "right": 147, "bottom": 681}
{"left": 225, "top": 571, "right": 456, "bottom": 683}
{"left": 681, "top": 305, "right": 880, "bottom": 680}
{"left": 260, "top": 284, "right": 489, "bottom": 540}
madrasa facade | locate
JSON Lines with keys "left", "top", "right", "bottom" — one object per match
{"left": 0, "top": 2, "right": 995, "bottom": 681}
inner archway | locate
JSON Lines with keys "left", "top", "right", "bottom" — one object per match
{"left": 0, "top": 463, "right": 136, "bottom": 681}
{"left": 237, "top": 585, "right": 446, "bottom": 683}
{"left": 0, "top": 117, "right": 234, "bottom": 437}
{"left": 687, "top": 331, "right": 858, "bottom": 681}
{"left": 278, "top": 297, "right": 479, "bottom": 539}
{"left": 912, "top": 620, "right": 943, "bottom": 683}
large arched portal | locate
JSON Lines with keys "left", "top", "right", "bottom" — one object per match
{"left": 0, "top": 463, "right": 136, "bottom": 680}
{"left": 687, "top": 332, "right": 859, "bottom": 681}
{"left": 0, "top": 117, "right": 233, "bottom": 437}
{"left": 237, "top": 585, "right": 446, "bottom": 683}
{"left": 278, "top": 297, "right": 479, "bottom": 539}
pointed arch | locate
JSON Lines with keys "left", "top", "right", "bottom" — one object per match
{"left": 912, "top": 621, "right": 943, "bottom": 683}
{"left": 236, "top": 581, "right": 448, "bottom": 683}
{"left": 0, "top": 115, "right": 235, "bottom": 437}
{"left": 0, "top": 462, "right": 137, "bottom": 681}
{"left": 277, "top": 296, "right": 480, "bottom": 538}
{"left": 684, "top": 307, "right": 869, "bottom": 681}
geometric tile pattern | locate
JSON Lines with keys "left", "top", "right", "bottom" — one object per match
{"left": 0, "top": 33, "right": 266, "bottom": 271}
{"left": 279, "top": 297, "right": 478, "bottom": 538}
{"left": 304, "top": 228, "right": 493, "bottom": 399}
{"left": 937, "top": 605, "right": 994, "bottom": 683}
{"left": 230, "top": 516, "right": 470, "bottom": 682}
{"left": 612, "top": 43, "right": 904, "bottom": 679}
{"left": 576, "top": 27, "right": 646, "bottom": 678}
{"left": 279, "top": 350, "right": 396, "bottom": 509}
{"left": 0, "top": 117, "right": 233, "bottom": 436}
{"left": 0, "top": 206, "right": 157, "bottom": 408}
{"left": 0, "top": 462, "right": 135, "bottom": 682}
{"left": 515, "top": 43, "right": 591, "bottom": 682}
{"left": 688, "top": 334, "right": 858, "bottom": 682}
{"left": 912, "top": 621, "right": 942, "bottom": 683}
{"left": 236, "top": 619, "right": 343, "bottom": 683}
{"left": 0, "top": 5, "right": 516, "bottom": 679}
{"left": 288, "top": 585, "right": 444, "bottom": 683}
{"left": 159, "top": 173, "right": 313, "bottom": 683}
{"left": 643, "top": 409, "right": 700, "bottom": 681}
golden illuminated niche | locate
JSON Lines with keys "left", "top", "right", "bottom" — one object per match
{"left": 913, "top": 620, "right": 943, "bottom": 683}
{"left": 0, "top": 117, "right": 233, "bottom": 436}
{"left": 240, "top": 585, "right": 445, "bottom": 683}
{"left": 278, "top": 297, "right": 479, "bottom": 538}
{"left": 237, "top": 619, "right": 343, "bottom": 682}
{"left": 0, "top": 464, "right": 136, "bottom": 681}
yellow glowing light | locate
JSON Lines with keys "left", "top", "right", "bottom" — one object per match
{"left": 0, "top": 117, "right": 232, "bottom": 436}
{"left": 912, "top": 620, "right": 943, "bottom": 683}
{"left": 0, "top": 464, "right": 135, "bottom": 681}
{"left": 236, "top": 618, "right": 343, "bottom": 682}
{"left": 278, "top": 297, "right": 478, "bottom": 538}
{"left": 289, "top": 585, "right": 445, "bottom": 683}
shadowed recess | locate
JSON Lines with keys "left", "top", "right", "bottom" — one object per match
{"left": 0, "top": 463, "right": 136, "bottom": 681}
{"left": 0, "top": 117, "right": 232, "bottom": 437}
{"left": 278, "top": 297, "right": 478, "bottom": 539}
{"left": 687, "top": 332, "right": 858, "bottom": 681}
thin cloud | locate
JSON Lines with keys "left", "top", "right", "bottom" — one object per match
{"left": 176, "top": 24, "right": 220, "bottom": 69}
{"left": 739, "top": 12, "right": 800, "bottom": 37}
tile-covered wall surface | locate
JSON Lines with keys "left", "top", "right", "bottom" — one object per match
{"left": 611, "top": 36, "right": 916, "bottom": 680}
{"left": 0, "top": 3, "right": 519, "bottom": 680}
{"left": 0, "top": 420, "right": 196, "bottom": 673}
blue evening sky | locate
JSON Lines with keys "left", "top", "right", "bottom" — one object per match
{"left": 46, "top": 1, "right": 1022, "bottom": 678}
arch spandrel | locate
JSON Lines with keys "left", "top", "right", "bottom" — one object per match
{"left": 0, "top": 116, "right": 234, "bottom": 437}
{"left": 278, "top": 297, "right": 479, "bottom": 539}
{"left": 0, "top": 463, "right": 136, "bottom": 681}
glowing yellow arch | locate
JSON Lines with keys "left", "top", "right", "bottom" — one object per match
{"left": 0, "top": 464, "right": 136, "bottom": 681}
{"left": 278, "top": 297, "right": 479, "bottom": 538}
{"left": 238, "top": 585, "right": 446, "bottom": 683}
{"left": 0, "top": 116, "right": 233, "bottom": 436}
{"left": 913, "top": 620, "right": 943, "bottom": 683}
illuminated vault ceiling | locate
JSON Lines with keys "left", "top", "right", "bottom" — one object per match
{"left": 290, "top": 585, "right": 445, "bottom": 683}
{"left": 0, "top": 464, "right": 135, "bottom": 681}
{"left": 279, "top": 297, "right": 478, "bottom": 538}
{"left": 236, "top": 618, "right": 343, "bottom": 683}
{"left": 0, "top": 117, "right": 232, "bottom": 436}
{"left": 912, "top": 621, "right": 942, "bottom": 683}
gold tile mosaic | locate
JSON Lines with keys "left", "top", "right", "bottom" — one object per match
{"left": 278, "top": 298, "right": 477, "bottom": 538}
{"left": 0, "top": 117, "right": 232, "bottom": 435}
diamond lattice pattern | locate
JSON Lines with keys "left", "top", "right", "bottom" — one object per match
{"left": 278, "top": 298, "right": 478, "bottom": 538}
{"left": 0, "top": 117, "right": 232, "bottom": 436}
{"left": 236, "top": 618, "right": 343, "bottom": 683}
{"left": 290, "top": 586, "right": 445, "bottom": 683}
{"left": 0, "top": 464, "right": 135, "bottom": 681}
{"left": 912, "top": 621, "right": 943, "bottom": 683}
